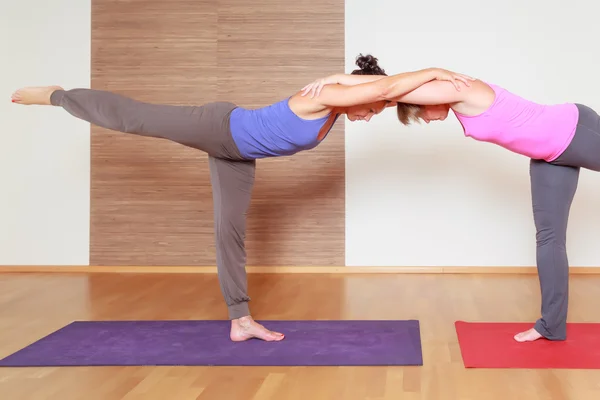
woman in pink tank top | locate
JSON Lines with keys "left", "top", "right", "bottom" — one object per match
{"left": 306, "top": 60, "right": 600, "bottom": 343}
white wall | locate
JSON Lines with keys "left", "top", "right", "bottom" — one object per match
{"left": 345, "top": 0, "right": 600, "bottom": 267}
{"left": 2, "top": 0, "right": 598, "bottom": 268}
{"left": 0, "top": 2, "right": 91, "bottom": 265}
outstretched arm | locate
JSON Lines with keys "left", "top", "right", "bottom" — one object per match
{"left": 335, "top": 74, "right": 385, "bottom": 86}
{"left": 312, "top": 68, "right": 473, "bottom": 108}
{"left": 390, "top": 79, "right": 483, "bottom": 105}
{"left": 301, "top": 74, "right": 386, "bottom": 97}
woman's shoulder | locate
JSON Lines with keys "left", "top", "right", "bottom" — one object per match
{"left": 287, "top": 91, "right": 333, "bottom": 120}
{"left": 453, "top": 80, "right": 498, "bottom": 117}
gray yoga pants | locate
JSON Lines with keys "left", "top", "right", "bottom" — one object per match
{"left": 51, "top": 88, "right": 254, "bottom": 320}
{"left": 530, "top": 103, "right": 600, "bottom": 340}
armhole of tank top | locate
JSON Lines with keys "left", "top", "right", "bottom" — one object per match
{"left": 317, "top": 113, "right": 340, "bottom": 141}
{"left": 457, "top": 118, "right": 467, "bottom": 134}
{"left": 453, "top": 87, "right": 498, "bottom": 119}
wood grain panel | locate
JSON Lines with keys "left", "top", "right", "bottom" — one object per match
{"left": 217, "top": 0, "right": 345, "bottom": 266}
{"left": 90, "top": 0, "right": 344, "bottom": 266}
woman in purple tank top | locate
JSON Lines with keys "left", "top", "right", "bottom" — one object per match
{"left": 10, "top": 55, "right": 470, "bottom": 343}
{"left": 310, "top": 61, "right": 600, "bottom": 344}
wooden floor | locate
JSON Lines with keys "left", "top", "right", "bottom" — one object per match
{"left": 0, "top": 273, "right": 599, "bottom": 400}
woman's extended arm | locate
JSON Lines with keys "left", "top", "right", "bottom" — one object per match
{"left": 389, "top": 80, "right": 469, "bottom": 105}
{"left": 311, "top": 68, "right": 474, "bottom": 107}
{"left": 301, "top": 74, "right": 385, "bottom": 97}
{"left": 389, "top": 79, "right": 493, "bottom": 112}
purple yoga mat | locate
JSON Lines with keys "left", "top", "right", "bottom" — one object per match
{"left": 0, "top": 320, "right": 422, "bottom": 367}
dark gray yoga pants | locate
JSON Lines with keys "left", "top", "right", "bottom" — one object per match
{"left": 530, "top": 103, "right": 600, "bottom": 340}
{"left": 50, "top": 88, "right": 254, "bottom": 320}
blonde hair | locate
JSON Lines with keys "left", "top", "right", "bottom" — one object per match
{"left": 396, "top": 103, "right": 422, "bottom": 125}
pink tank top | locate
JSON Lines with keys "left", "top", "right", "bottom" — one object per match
{"left": 453, "top": 83, "right": 578, "bottom": 161}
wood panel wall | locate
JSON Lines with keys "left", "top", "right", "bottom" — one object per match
{"left": 90, "top": 0, "right": 344, "bottom": 266}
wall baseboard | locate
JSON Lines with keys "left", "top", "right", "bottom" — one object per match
{"left": 0, "top": 266, "right": 599, "bottom": 274}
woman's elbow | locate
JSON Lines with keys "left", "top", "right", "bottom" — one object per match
{"left": 378, "top": 85, "right": 394, "bottom": 101}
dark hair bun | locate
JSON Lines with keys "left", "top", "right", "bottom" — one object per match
{"left": 355, "top": 54, "right": 385, "bottom": 74}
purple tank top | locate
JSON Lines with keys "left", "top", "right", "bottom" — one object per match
{"left": 229, "top": 98, "right": 337, "bottom": 159}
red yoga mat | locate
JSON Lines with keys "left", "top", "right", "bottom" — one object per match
{"left": 455, "top": 321, "right": 600, "bottom": 369}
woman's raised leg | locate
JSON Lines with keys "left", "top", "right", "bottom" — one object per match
{"left": 11, "top": 86, "right": 239, "bottom": 158}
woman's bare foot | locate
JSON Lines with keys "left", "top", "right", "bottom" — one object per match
{"left": 11, "top": 86, "right": 63, "bottom": 105}
{"left": 230, "top": 316, "right": 285, "bottom": 342}
{"left": 514, "top": 327, "right": 543, "bottom": 342}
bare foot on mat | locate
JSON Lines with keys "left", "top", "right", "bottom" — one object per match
{"left": 514, "top": 327, "right": 543, "bottom": 342}
{"left": 230, "top": 316, "right": 285, "bottom": 342}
